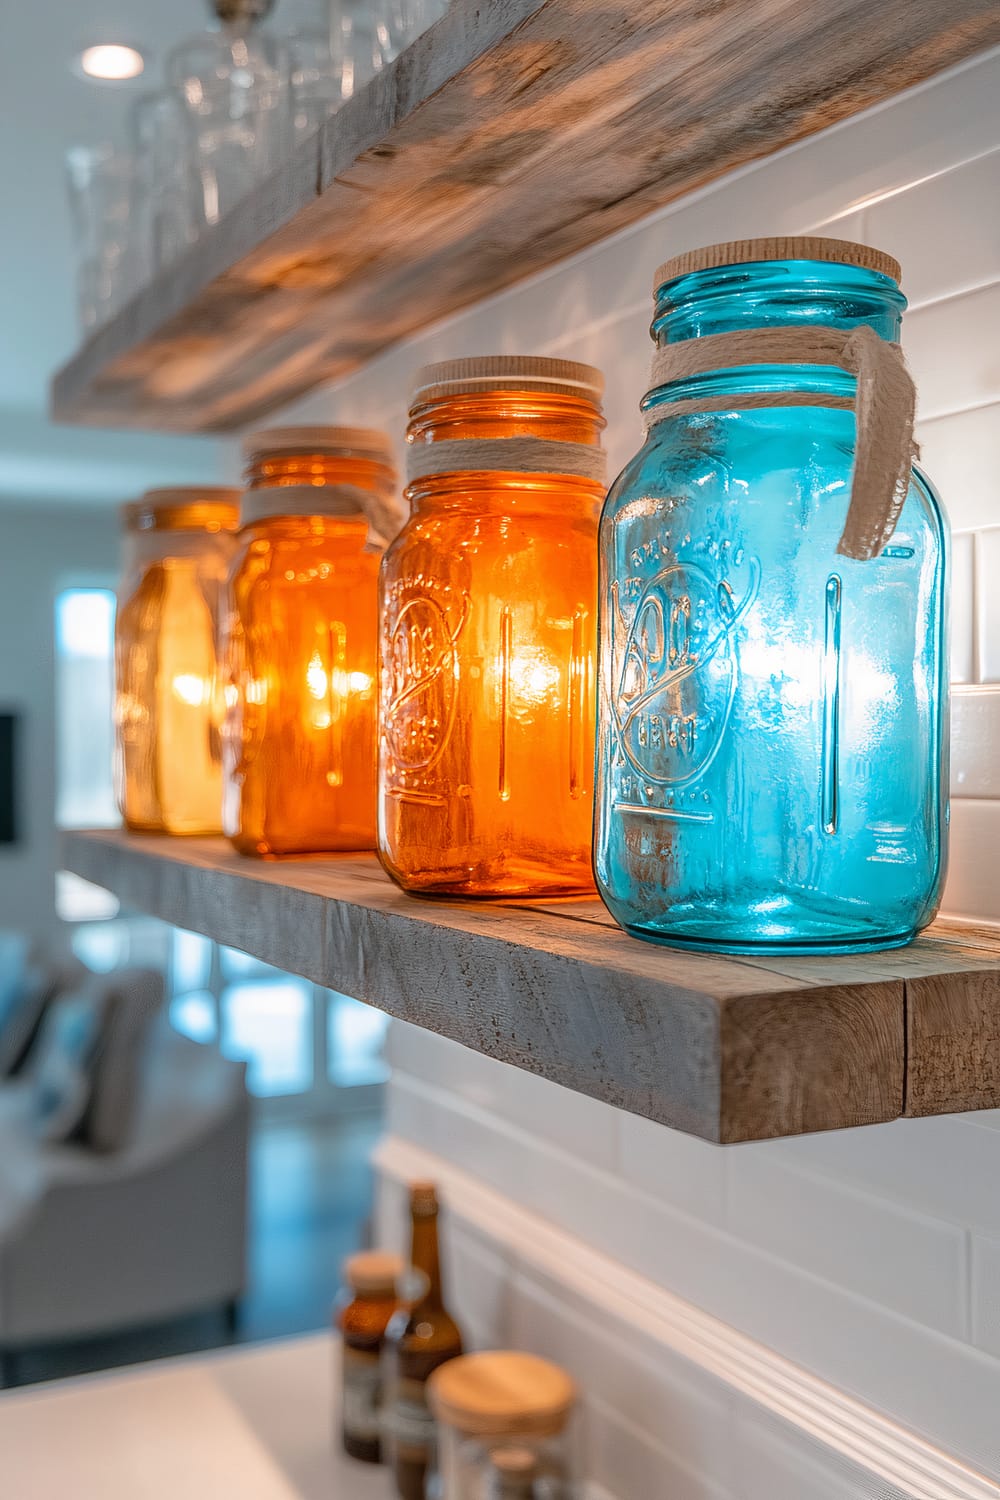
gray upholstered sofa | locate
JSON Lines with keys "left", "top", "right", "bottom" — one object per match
{"left": 0, "top": 956, "right": 249, "bottom": 1382}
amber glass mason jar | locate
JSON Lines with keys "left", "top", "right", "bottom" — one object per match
{"left": 115, "top": 488, "right": 240, "bottom": 835}
{"left": 378, "top": 356, "right": 606, "bottom": 898}
{"left": 223, "top": 426, "right": 399, "bottom": 857}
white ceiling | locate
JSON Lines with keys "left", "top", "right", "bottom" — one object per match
{"left": 0, "top": 0, "right": 322, "bottom": 506}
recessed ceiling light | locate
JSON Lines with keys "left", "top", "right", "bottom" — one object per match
{"left": 78, "top": 44, "right": 145, "bottom": 81}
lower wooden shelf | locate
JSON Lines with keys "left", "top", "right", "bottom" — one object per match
{"left": 62, "top": 829, "right": 1000, "bottom": 1144}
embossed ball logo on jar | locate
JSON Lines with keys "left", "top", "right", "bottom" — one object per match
{"left": 384, "top": 596, "right": 463, "bottom": 772}
{"left": 612, "top": 559, "right": 759, "bottom": 786}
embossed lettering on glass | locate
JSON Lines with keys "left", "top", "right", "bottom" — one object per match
{"left": 378, "top": 356, "right": 607, "bottom": 898}
{"left": 594, "top": 239, "right": 948, "bottom": 954}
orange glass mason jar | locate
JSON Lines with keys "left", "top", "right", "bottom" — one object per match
{"left": 115, "top": 488, "right": 240, "bottom": 835}
{"left": 223, "top": 426, "right": 401, "bottom": 857}
{"left": 378, "top": 356, "right": 606, "bottom": 897}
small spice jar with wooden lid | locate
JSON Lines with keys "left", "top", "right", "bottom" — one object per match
{"left": 427, "top": 1350, "right": 579, "bottom": 1498}
{"left": 337, "top": 1250, "right": 404, "bottom": 1464}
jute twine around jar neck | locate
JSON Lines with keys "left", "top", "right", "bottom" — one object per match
{"left": 240, "top": 483, "right": 406, "bottom": 545}
{"left": 406, "top": 355, "right": 607, "bottom": 488}
{"left": 645, "top": 322, "right": 917, "bottom": 563}
{"left": 405, "top": 437, "right": 607, "bottom": 486}
{"left": 241, "top": 424, "right": 404, "bottom": 544}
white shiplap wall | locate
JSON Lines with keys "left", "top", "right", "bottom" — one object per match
{"left": 280, "top": 45, "right": 1000, "bottom": 1499}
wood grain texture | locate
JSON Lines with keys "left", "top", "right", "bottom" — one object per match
{"left": 905, "top": 967, "right": 1000, "bottom": 1117}
{"left": 61, "top": 829, "right": 911, "bottom": 1143}
{"left": 51, "top": 0, "right": 1000, "bottom": 433}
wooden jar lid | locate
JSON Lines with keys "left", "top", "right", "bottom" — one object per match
{"left": 125, "top": 488, "right": 242, "bottom": 533}
{"left": 653, "top": 237, "right": 902, "bottom": 291}
{"left": 343, "top": 1251, "right": 404, "bottom": 1294}
{"left": 411, "top": 355, "right": 605, "bottom": 406}
{"left": 243, "top": 424, "right": 396, "bottom": 467}
{"left": 427, "top": 1352, "right": 576, "bottom": 1437}
{"left": 139, "top": 486, "right": 242, "bottom": 506}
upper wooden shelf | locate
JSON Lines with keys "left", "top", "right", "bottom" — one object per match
{"left": 51, "top": 0, "right": 1000, "bottom": 434}
{"left": 63, "top": 829, "right": 1000, "bottom": 1143}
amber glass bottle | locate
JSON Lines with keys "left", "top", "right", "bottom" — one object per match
{"left": 378, "top": 356, "right": 606, "bottom": 897}
{"left": 115, "top": 488, "right": 240, "bottom": 835}
{"left": 223, "top": 426, "right": 398, "bottom": 857}
{"left": 338, "top": 1250, "right": 404, "bottom": 1464}
{"left": 384, "top": 1183, "right": 464, "bottom": 1500}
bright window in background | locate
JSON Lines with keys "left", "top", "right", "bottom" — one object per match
{"left": 55, "top": 588, "right": 119, "bottom": 923}
{"left": 329, "top": 993, "right": 389, "bottom": 1087}
{"left": 55, "top": 589, "right": 117, "bottom": 829}
{"left": 70, "top": 921, "right": 128, "bottom": 972}
{"left": 172, "top": 929, "right": 213, "bottom": 992}
{"left": 168, "top": 928, "right": 389, "bottom": 1101}
{"left": 53, "top": 592, "right": 388, "bottom": 1109}
{"left": 221, "top": 979, "right": 313, "bottom": 1097}
{"left": 219, "top": 945, "right": 286, "bottom": 982}
{"left": 171, "top": 990, "right": 218, "bottom": 1044}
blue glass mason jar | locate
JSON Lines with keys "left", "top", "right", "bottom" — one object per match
{"left": 594, "top": 238, "right": 949, "bottom": 954}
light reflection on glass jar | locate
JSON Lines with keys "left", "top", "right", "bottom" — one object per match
{"left": 377, "top": 356, "right": 606, "bottom": 898}
{"left": 223, "top": 425, "right": 398, "bottom": 857}
{"left": 115, "top": 488, "right": 240, "bottom": 835}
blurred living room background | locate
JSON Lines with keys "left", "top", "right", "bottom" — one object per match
{"left": 6, "top": 0, "right": 1000, "bottom": 1490}
{"left": 0, "top": 0, "right": 390, "bottom": 1390}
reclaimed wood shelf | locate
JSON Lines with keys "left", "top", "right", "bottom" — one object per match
{"left": 51, "top": 0, "right": 1000, "bottom": 434}
{"left": 63, "top": 828, "right": 1000, "bottom": 1143}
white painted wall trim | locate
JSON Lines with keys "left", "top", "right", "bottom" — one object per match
{"left": 375, "top": 1135, "right": 1000, "bottom": 1500}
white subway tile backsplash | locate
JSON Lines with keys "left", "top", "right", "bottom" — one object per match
{"left": 385, "top": 1074, "right": 1000, "bottom": 1473}
{"left": 951, "top": 688, "right": 1000, "bottom": 797}
{"left": 770, "top": 46, "right": 1000, "bottom": 229}
{"left": 447, "top": 1224, "right": 512, "bottom": 1352}
{"left": 904, "top": 282, "right": 1000, "bottom": 421}
{"left": 618, "top": 1114, "right": 727, "bottom": 1225}
{"left": 389, "top": 1022, "right": 621, "bottom": 1173}
{"left": 975, "top": 527, "right": 1000, "bottom": 681}
{"left": 508, "top": 1273, "right": 736, "bottom": 1490}
{"left": 950, "top": 531, "right": 976, "bottom": 683}
{"left": 546, "top": 305, "right": 650, "bottom": 482}
{"left": 866, "top": 148, "right": 1000, "bottom": 310}
{"left": 726, "top": 1145, "right": 968, "bottom": 1338}
{"left": 916, "top": 404, "right": 1000, "bottom": 533}
{"left": 618, "top": 1220, "right": 1000, "bottom": 1481}
{"left": 971, "top": 1234, "right": 1000, "bottom": 1360}
{"left": 943, "top": 798, "right": 1000, "bottom": 922}
{"left": 387, "top": 1073, "right": 709, "bottom": 1292}
{"left": 770, "top": 1113, "right": 1000, "bottom": 1235}
{"left": 585, "top": 1397, "right": 733, "bottom": 1500}
{"left": 373, "top": 1165, "right": 408, "bottom": 1255}
{"left": 733, "top": 1403, "right": 912, "bottom": 1500}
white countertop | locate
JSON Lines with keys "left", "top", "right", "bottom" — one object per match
{"left": 0, "top": 1333, "right": 389, "bottom": 1500}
